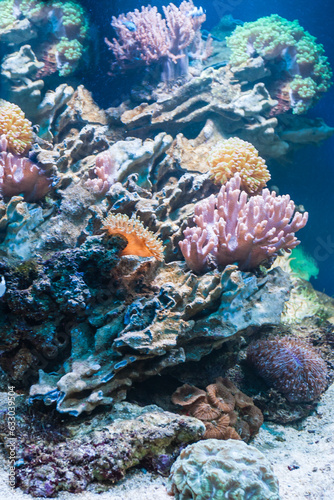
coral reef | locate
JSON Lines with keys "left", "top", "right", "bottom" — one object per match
{"left": 0, "top": 100, "right": 33, "bottom": 155}
{"left": 167, "top": 438, "right": 280, "bottom": 500}
{"left": 172, "top": 377, "right": 263, "bottom": 442}
{"left": 106, "top": 1, "right": 207, "bottom": 80}
{"left": 226, "top": 15, "right": 333, "bottom": 113}
{"left": 102, "top": 213, "right": 165, "bottom": 261}
{"left": 19, "top": 261, "right": 290, "bottom": 415}
{"left": 0, "top": 1, "right": 332, "bottom": 495}
{"left": 115, "top": 66, "right": 333, "bottom": 159}
{"left": 208, "top": 137, "right": 271, "bottom": 194}
{"left": 179, "top": 173, "right": 308, "bottom": 273}
{"left": 247, "top": 336, "right": 328, "bottom": 402}
{"left": 0, "top": 0, "right": 89, "bottom": 78}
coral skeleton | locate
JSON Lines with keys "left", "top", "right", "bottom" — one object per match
{"left": 179, "top": 173, "right": 308, "bottom": 273}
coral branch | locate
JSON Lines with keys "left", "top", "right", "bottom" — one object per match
{"left": 179, "top": 174, "right": 308, "bottom": 273}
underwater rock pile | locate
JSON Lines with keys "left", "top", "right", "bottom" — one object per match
{"left": 0, "top": 3, "right": 333, "bottom": 497}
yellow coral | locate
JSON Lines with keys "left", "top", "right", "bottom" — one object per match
{"left": 102, "top": 213, "right": 164, "bottom": 261}
{"left": 0, "top": 101, "right": 33, "bottom": 155}
{"left": 208, "top": 137, "right": 271, "bottom": 194}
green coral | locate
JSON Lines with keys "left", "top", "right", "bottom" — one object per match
{"left": 226, "top": 14, "right": 333, "bottom": 114}
{"left": 0, "top": 0, "right": 15, "bottom": 30}
{"left": 0, "top": 0, "right": 89, "bottom": 76}
{"left": 20, "top": 0, "right": 44, "bottom": 18}
{"left": 56, "top": 37, "right": 84, "bottom": 76}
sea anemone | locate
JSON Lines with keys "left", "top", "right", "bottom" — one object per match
{"left": 0, "top": 101, "right": 33, "bottom": 155}
{"left": 247, "top": 336, "right": 328, "bottom": 402}
{"left": 208, "top": 138, "right": 271, "bottom": 195}
{"left": 102, "top": 213, "right": 164, "bottom": 261}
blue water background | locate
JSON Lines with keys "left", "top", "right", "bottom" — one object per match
{"left": 81, "top": 0, "right": 334, "bottom": 296}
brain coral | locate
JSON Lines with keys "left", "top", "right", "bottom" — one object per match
{"left": 167, "top": 438, "right": 280, "bottom": 500}
{"left": 102, "top": 213, "right": 164, "bottom": 261}
{"left": 0, "top": 101, "right": 33, "bottom": 155}
{"left": 208, "top": 137, "right": 271, "bottom": 194}
{"left": 247, "top": 336, "right": 328, "bottom": 402}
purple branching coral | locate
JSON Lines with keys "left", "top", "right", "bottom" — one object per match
{"left": 0, "top": 135, "right": 51, "bottom": 202}
{"left": 247, "top": 336, "right": 328, "bottom": 402}
{"left": 85, "top": 149, "right": 118, "bottom": 195}
{"left": 179, "top": 174, "right": 308, "bottom": 273}
{"left": 105, "top": 1, "right": 209, "bottom": 80}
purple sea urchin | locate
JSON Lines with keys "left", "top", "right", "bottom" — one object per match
{"left": 247, "top": 336, "right": 328, "bottom": 403}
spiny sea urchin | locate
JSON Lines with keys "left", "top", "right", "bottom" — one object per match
{"left": 102, "top": 213, "right": 164, "bottom": 261}
{"left": 247, "top": 336, "right": 328, "bottom": 402}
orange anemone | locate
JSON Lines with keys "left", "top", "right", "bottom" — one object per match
{"left": 102, "top": 213, "right": 164, "bottom": 261}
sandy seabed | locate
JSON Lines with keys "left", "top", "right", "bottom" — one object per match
{"left": 1, "top": 383, "right": 334, "bottom": 500}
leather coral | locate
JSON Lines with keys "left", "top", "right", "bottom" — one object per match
{"left": 179, "top": 173, "right": 308, "bottom": 273}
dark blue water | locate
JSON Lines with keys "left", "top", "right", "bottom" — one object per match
{"left": 81, "top": 0, "right": 334, "bottom": 296}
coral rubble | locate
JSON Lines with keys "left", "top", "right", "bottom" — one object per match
{"left": 0, "top": 401, "right": 204, "bottom": 497}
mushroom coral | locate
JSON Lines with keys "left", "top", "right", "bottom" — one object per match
{"left": 171, "top": 377, "right": 263, "bottom": 442}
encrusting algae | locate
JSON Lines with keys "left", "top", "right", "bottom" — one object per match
{"left": 102, "top": 213, "right": 165, "bottom": 261}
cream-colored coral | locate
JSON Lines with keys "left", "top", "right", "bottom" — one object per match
{"left": 0, "top": 101, "right": 33, "bottom": 155}
{"left": 167, "top": 439, "right": 280, "bottom": 500}
{"left": 102, "top": 213, "right": 164, "bottom": 261}
{"left": 208, "top": 137, "right": 271, "bottom": 194}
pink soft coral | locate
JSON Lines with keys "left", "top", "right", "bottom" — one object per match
{"left": 0, "top": 135, "right": 51, "bottom": 202}
{"left": 179, "top": 174, "right": 308, "bottom": 273}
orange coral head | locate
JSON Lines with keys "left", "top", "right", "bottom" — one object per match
{"left": 0, "top": 101, "right": 33, "bottom": 155}
{"left": 208, "top": 137, "right": 271, "bottom": 195}
{"left": 102, "top": 213, "right": 164, "bottom": 261}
